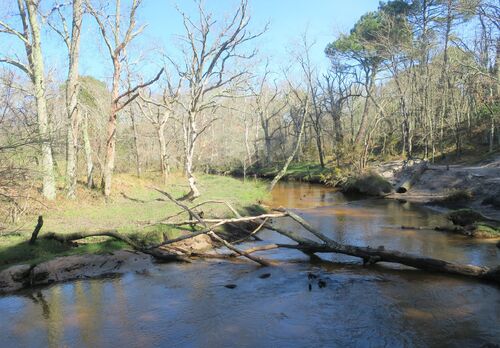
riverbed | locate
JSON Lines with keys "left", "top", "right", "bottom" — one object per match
{"left": 0, "top": 182, "right": 499, "bottom": 347}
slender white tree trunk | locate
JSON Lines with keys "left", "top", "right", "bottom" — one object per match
{"left": 82, "top": 112, "right": 94, "bottom": 188}
{"left": 158, "top": 123, "right": 167, "bottom": 180}
{"left": 65, "top": 0, "right": 83, "bottom": 199}
{"left": 26, "top": 0, "right": 56, "bottom": 200}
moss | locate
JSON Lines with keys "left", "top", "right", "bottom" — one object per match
{"left": 320, "top": 167, "right": 350, "bottom": 187}
{"left": 342, "top": 172, "right": 393, "bottom": 196}
{"left": 471, "top": 223, "right": 500, "bottom": 239}
{"left": 447, "top": 209, "right": 486, "bottom": 226}
{"left": 435, "top": 189, "right": 474, "bottom": 205}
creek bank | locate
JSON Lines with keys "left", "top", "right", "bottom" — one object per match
{"left": 0, "top": 250, "right": 153, "bottom": 294}
{"left": 239, "top": 157, "right": 500, "bottom": 238}
{"left": 379, "top": 156, "right": 500, "bottom": 220}
{"left": 0, "top": 234, "right": 214, "bottom": 295}
{"left": 0, "top": 203, "right": 265, "bottom": 295}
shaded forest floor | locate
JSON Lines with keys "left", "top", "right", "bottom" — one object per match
{"left": 0, "top": 174, "right": 268, "bottom": 269}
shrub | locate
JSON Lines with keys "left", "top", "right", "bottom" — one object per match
{"left": 342, "top": 172, "right": 393, "bottom": 196}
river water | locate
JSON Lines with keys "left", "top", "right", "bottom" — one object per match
{"left": 0, "top": 182, "right": 499, "bottom": 347}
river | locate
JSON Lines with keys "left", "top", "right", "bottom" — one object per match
{"left": 0, "top": 182, "right": 499, "bottom": 347}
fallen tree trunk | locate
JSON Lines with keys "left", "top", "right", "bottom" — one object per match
{"left": 35, "top": 186, "right": 499, "bottom": 284}
{"left": 207, "top": 231, "right": 272, "bottom": 266}
{"left": 155, "top": 203, "right": 500, "bottom": 283}
{"left": 271, "top": 212, "right": 500, "bottom": 283}
{"left": 153, "top": 187, "right": 274, "bottom": 266}
{"left": 400, "top": 225, "right": 466, "bottom": 233}
{"left": 41, "top": 230, "right": 190, "bottom": 263}
{"left": 396, "top": 161, "right": 428, "bottom": 193}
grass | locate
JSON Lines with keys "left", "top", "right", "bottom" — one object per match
{"left": 0, "top": 173, "right": 269, "bottom": 269}
{"left": 472, "top": 223, "right": 500, "bottom": 238}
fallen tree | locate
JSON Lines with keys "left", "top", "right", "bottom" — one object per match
{"left": 146, "top": 190, "right": 500, "bottom": 283}
{"left": 395, "top": 160, "right": 428, "bottom": 193}
{"left": 36, "top": 229, "right": 191, "bottom": 263}
{"left": 28, "top": 188, "right": 500, "bottom": 285}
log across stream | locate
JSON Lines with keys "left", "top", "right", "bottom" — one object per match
{"left": 0, "top": 182, "right": 499, "bottom": 347}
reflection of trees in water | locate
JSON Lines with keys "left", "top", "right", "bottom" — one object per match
{"left": 73, "top": 281, "right": 104, "bottom": 347}
{"left": 26, "top": 291, "right": 51, "bottom": 319}
{"left": 46, "top": 286, "right": 64, "bottom": 347}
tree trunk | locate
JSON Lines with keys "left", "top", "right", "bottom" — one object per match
{"left": 269, "top": 100, "right": 309, "bottom": 191}
{"left": 65, "top": 0, "right": 83, "bottom": 199}
{"left": 25, "top": 0, "right": 56, "bottom": 200}
{"left": 102, "top": 59, "right": 120, "bottom": 197}
{"left": 184, "top": 113, "right": 200, "bottom": 199}
{"left": 158, "top": 123, "right": 167, "bottom": 180}
{"left": 129, "top": 109, "right": 141, "bottom": 178}
{"left": 396, "top": 161, "right": 428, "bottom": 194}
{"left": 354, "top": 67, "right": 376, "bottom": 146}
{"left": 315, "top": 132, "right": 324, "bottom": 168}
{"left": 82, "top": 112, "right": 94, "bottom": 188}
{"left": 262, "top": 119, "right": 272, "bottom": 164}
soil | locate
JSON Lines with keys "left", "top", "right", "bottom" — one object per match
{"left": 378, "top": 155, "right": 500, "bottom": 221}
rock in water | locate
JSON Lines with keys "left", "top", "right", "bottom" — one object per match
{"left": 259, "top": 273, "right": 271, "bottom": 279}
{"left": 307, "top": 272, "right": 318, "bottom": 280}
{"left": 224, "top": 284, "right": 237, "bottom": 289}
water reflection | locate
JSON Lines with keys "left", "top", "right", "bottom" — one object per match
{"left": 0, "top": 181, "right": 498, "bottom": 347}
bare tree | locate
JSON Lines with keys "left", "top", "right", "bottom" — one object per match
{"left": 138, "top": 73, "right": 181, "bottom": 182}
{"left": 320, "top": 62, "right": 359, "bottom": 165}
{"left": 171, "top": 0, "right": 266, "bottom": 199}
{"left": 268, "top": 88, "right": 309, "bottom": 191}
{"left": 0, "top": 0, "right": 57, "bottom": 200}
{"left": 251, "top": 65, "right": 287, "bottom": 165}
{"left": 86, "top": 0, "right": 163, "bottom": 197}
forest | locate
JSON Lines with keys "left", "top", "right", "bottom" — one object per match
{"left": 0, "top": 0, "right": 497, "bottom": 211}
{"left": 0, "top": 1, "right": 499, "bottom": 346}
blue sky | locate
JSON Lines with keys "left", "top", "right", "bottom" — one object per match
{"left": 1, "top": 1, "right": 380, "bottom": 83}
{"left": 77, "top": 1, "right": 380, "bottom": 81}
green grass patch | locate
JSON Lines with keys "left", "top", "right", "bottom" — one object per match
{"left": 0, "top": 173, "right": 268, "bottom": 269}
{"left": 472, "top": 223, "right": 500, "bottom": 238}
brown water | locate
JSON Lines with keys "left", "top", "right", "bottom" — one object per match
{"left": 1, "top": 182, "right": 499, "bottom": 347}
